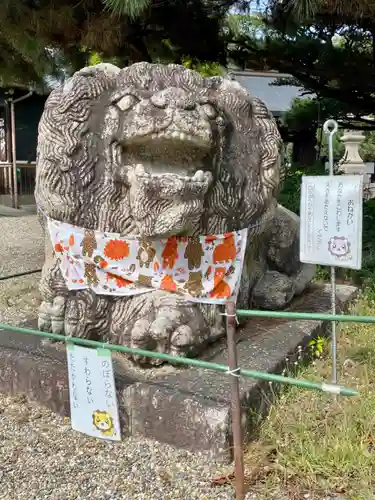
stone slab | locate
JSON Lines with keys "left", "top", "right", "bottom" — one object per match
{"left": 0, "top": 284, "right": 358, "bottom": 462}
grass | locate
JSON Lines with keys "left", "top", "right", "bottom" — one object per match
{"left": 244, "top": 296, "right": 375, "bottom": 499}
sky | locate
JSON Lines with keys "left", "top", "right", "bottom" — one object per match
{"left": 231, "top": 0, "right": 267, "bottom": 15}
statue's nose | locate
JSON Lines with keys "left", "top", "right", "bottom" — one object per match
{"left": 150, "top": 88, "right": 196, "bottom": 110}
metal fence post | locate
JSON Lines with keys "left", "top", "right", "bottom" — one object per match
{"left": 9, "top": 98, "right": 18, "bottom": 209}
{"left": 225, "top": 300, "right": 245, "bottom": 500}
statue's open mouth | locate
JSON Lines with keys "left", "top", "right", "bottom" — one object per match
{"left": 122, "top": 127, "right": 213, "bottom": 181}
{"left": 128, "top": 129, "right": 211, "bottom": 149}
{"left": 120, "top": 129, "right": 214, "bottom": 236}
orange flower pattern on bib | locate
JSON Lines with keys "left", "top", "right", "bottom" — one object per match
{"left": 47, "top": 218, "right": 248, "bottom": 304}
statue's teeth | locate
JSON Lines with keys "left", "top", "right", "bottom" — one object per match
{"left": 192, "top": 170, "right": 205, "bottom": 182}
{"left": 179, "top": 132, "right": 186, "bottom": 141}
{"left": 204, "top": 171, "right": 213, "bottom": 183}
{"left": 135, "top": 164, "right": 145, "bottom": 175}
{"left": 172, "top": 131, "right": 179, "bottom": 138}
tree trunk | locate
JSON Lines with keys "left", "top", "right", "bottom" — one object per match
{"left": 292, "top": 130, "right": 317, "bottom": 166}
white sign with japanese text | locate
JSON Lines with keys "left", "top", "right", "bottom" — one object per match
{"left": 300, "top": 175, "right": 363, "bottom": 269}
{"left": 66, "top": 344, "right": 121, "bottom": 441}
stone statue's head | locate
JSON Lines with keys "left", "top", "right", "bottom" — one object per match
{"left": 36, "top": 62, "right": 282, "bottom": 237}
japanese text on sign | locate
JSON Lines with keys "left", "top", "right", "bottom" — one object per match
{"left": 300, "top": 175, "right": 363, "bottom": 269}
{"left": 66, "top": 344, "right": 121, "bottom": 441}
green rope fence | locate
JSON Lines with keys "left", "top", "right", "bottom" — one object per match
{"left": 0, "top": 319, "right": 359, "bottom": 397}
{"left": 236, "top": 309, "right": 375, "bottom": 323}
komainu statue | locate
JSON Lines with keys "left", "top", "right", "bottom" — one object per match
{"left": 35, "top": 62, "right": 315, "bottom": 364}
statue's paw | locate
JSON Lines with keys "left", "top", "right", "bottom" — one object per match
{"left": 38, "top": 301, "right": 52, "bottom": 332}
{"left": 38, "top": 296, "right": 66, "bottom": 334}
{"left": 252, "top": 271, "right": 295, "bottom": 310}
{"left": 130, "top": 297, "right": 209, "bottom": 366}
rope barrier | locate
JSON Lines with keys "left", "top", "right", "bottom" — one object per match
{"left": 0, "top": 321, "right": 358, "bottom": 397}
{"left": 236, "top": 309, "right": 375, "bottom": 323}
{"left": 0, "top": 269, "right": 42, "bottom": 281}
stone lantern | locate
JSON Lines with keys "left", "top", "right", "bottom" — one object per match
{"left": 339, "top": 129, "right": 369, "bottom": 180}
{"left": 340, "top": 129, "right": 365, "bottom": 173}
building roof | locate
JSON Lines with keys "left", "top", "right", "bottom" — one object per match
{"left": 229, "top": 71, "right": 313, "bottom": 116}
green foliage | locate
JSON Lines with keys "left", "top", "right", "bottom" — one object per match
{"left": 278, "top": 162, "right": 326, "bottom": 215}
{"left": 283, "top": 97, "right": 375, "bottom": 165}
{"left": 318, "top": 127, "right": 344, "bottom": 163}
{"left": 225, "top": 13, "right": 267, "bottom": 38}
{"left": 0, "top": 0, "right": 236, "bottom": 88}
{"left": 87, "top": 51, "right": 224, "bottom": 77}
{"left": 274, "top": 0, "right": 375, "bottom": 22}
{"left": 282, "top": 98, "right": 319, "bottom": 133}
{"left": 87, "top": 51, "right": 124, "bottom": 68}
{"left": 360, "top": 131, "right": 375, "bottom": 162}
{"left": 101, "top": 0, "right": 151, "bottom": 20}
{"left": 247, "top": 296, "right": 375, "bottom": 498}
{"left": 308, "top": 335, "right": 326, "bottom": 359}
{"left": 88, "top": 52, "right": 102, "bottom": 66}
{"left": 228, "top": 3, "right": 375, "bottom": 125}
{"left": 318, "top": 128, "right": 375, "bottom": 164}
{"left": 352, "top": 199, "right": 375, "bottom": 299}
{"left": 181, "top": 57, "right": 223, "bottom": 77}
{"left": 283, "top": 97, "right": 351, "bottom": 134}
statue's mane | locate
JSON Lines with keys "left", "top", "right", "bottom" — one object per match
{"left": 36, "top": 62, "right": 282, "bottom": 232}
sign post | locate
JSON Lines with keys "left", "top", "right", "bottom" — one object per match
{"left": 300, "top": 119, "right": 363, "bottom": 385}
{"left": 326, "top": 119, "right": 339, "bottom": 384}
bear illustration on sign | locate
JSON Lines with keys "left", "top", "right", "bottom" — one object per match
{"left": 136, "top": 239, "right": 156, "bottom": 268}
{"left": 213, "top": 233, "right": 236, "bottom": 264}
{"left": 209, "top": 267, "right": 231, "bottom": 299}
{"left": 84, "top": 263, "right": 99, "bottom": 286}
{"left": 184, "top": 236, "right": 204, "bottom": 270}
{"left": 81, "top": 229, "right": 97, "bottom": 258}
{"left": 184, "top": 271, "right": 204, "bottom": 298}
{"left": 328, "top": 236, "right": 352, "bottom": 260}
{"left": 162, "top": 237, "right": 179, "bottom": 269}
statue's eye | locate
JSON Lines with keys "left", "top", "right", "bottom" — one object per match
{"left": 117, "top": 94, "right": 139, "bottom": 111}
{"left": 201, "top": 103, "right": 217, "bottom": 119}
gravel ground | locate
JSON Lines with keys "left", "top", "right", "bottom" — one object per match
{"left": 0, "top": 214, "right": 42, "bottom": 326}
{"left": 0, "top": 215, "right": 255, "bottom": 500}
{"left": 0, "top": 273, "right": 41, "bottom": 326}
{"left": 0, "top": 214, "right": 44, "bottom": 278}
{"left": 0, "top": 394, "right": 243, "bottom": 500}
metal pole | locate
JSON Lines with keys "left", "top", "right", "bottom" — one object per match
{"left": 323, "top": 119, "right": 339, "bottom": 384}
{"left": 10, "top": 99, "right": 18, "bottom": 209}
{"left": 4, "top": 101, "right": 12, "bottom": 201}
{"left": 225, "top": 300, "right": 245, "bottom": 500}
{"left": 8, "top": 91, "right": 33, "bottom": 209}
